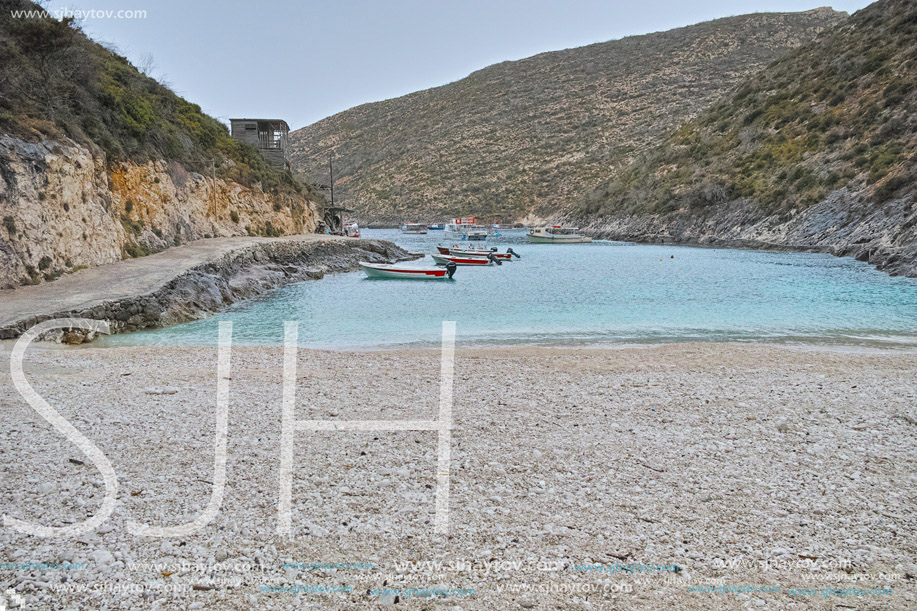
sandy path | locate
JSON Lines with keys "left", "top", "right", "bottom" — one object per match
{"left": 0, "top": 343, "right": 915, "bottom": 610}
{"left": 0, "top": 235, "right": 346, "bottom": 329}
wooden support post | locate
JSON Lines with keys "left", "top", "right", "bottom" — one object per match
{"left": 211, "top": 159, "right": 218, "bottom": 220}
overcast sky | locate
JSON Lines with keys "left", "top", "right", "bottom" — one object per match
{"left": 45, "top": 0, "right": 873, "bottom": 130}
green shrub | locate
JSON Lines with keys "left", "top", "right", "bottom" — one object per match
{"left": 262, "top": 221, "right": 283, "bottom": 237}
{"left": 38, "top": 255, "right": 52, "bottom": 270}
{"left": 874, "top": 174, "right": 909, "bottom": 201}
{"left": 120, "top": 215, "right": 142, "bottom": 235}
{"left": 123, "top": 241, "right": 150, "bottom": 258}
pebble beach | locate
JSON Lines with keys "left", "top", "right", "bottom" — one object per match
{"left": 1, "top": 341, "right": 915, "bottom": 610}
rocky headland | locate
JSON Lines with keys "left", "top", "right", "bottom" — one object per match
{"left": 0, "top": 236, "right": 413, "bottom": 341}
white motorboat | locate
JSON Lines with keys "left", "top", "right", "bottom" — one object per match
{"left": 436, "top": 244, "right": 520, "bottom": 260}
{"left": 359, "top": 262, "right": 455, "bottom": 279}
{"left": 445, "top": 217, "right": 488, "bottom": 241}
{"left": 401, "top": 222, "right": 428, "bottom": 234}
{"left": 526, "top": 226, "right": 592, "bottom": 243}
{"left": 431, "top": 253, "right": 496, "bottom": 266}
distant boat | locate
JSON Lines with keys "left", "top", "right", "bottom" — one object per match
{"left": 432, "top": 253, "right": 495, "bottom": 266}
{"left": 526, "top": 226, "right": 592, "bottom": 243}
{"left": 445, "top": 217, "right": 488, "bottom": 241}
{"left": 360, "top": 261, "right": 455, "bottom": 279}
{"left": 427, "top": 223, "right": 446, "bottom": 230}
{"left": 401, "top": 222, "right": 428, "bottom": 234}
{"left": 436, "top": 244, "right": 519, "bottom": 260}
{"left": 343, "top": 221, "right": 360, "bottom": 238}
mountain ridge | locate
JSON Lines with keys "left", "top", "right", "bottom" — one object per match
{"left": 569, "top": 0, "right": 917, "bottom": 277}
{"left": 290, "top": 7, "right": 846, "bottom": 223}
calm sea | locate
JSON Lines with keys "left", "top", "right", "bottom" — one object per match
{"left": 100, "top": 229, "right": 917, "bottom": 349}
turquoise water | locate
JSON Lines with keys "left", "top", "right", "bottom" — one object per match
{"left": 101, "top": 229, "right": 917, "bottom": 349}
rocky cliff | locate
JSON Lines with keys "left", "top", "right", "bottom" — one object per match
{"left": 0, "top": 135, "right": 320, "bottom": 289}
{"left": 579, "top": 189, "right": 916, "bottom": 277}
{"left": 0, "top": 2, "right": 323, "bottom": 289}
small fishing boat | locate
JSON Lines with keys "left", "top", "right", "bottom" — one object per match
{"left": 445, "top": 217, "right": 488, "bottom": 241}
{"left": 427, "top": 223, "right": 446, "bottom": 231}
{"left": 526, "top": 226, "right": 592, "bottom": 243}
{"left": 343, "top": 221, "right": 360, "bottom": 238}
{"left": 360, "top": 262, "right": 456, "bottom": 279}
{"left": 431, "top": 253, "right": 495, "bottom": 266}
{"left": 401, "top": 222, "right": 428, "bottom": 234}
{"left": 436, "top": 244, "right": 520, "bottom": 260}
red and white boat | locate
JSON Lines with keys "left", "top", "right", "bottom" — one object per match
{"left": 360, "top": 262, "right": 455, "bottom": 279}
{"left": 431, "top": 253, "right": 494, "bottom": 266}
{"left": 343, "top": 221, "right": 360, "bottom": 238}
{"left": 436, "top": 244, "right": 519, "bottom": 260}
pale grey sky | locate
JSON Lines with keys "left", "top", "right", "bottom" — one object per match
{"left": 45, "top": 0, "right": 873, "bottom": 129}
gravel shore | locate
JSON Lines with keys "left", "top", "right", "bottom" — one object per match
{"left": 0, "top": 342, "right": 915, "bottom": 610}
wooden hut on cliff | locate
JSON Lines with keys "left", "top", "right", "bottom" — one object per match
{"left": 229, "top": 118, "right": 291, "bottom": 169}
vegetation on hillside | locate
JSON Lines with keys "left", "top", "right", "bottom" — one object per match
{"left": 576, "top": 0, "right": 916, "bottom": 220}
{"left": 290, "top": 8, "right": 845, "bottom": 222}
{"left": 0, "top": 0, "right": 309, "bottom": 196}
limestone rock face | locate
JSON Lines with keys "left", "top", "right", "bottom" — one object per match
{"left": 0, "top": 136, "right": 123, "bottom": 287}
{"left": 0, "top": 135, "right": 320, "bottom": 288}
{"left": 577, "top": 187, "right": 917, "bottom": 278}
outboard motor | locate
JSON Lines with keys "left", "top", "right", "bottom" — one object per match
{"left": 445, "top": 261, "right": 458, "bottom": 279}
{"left": 487, "top": 253, "right": 502, "bottom": 266}
{"left": 506, "top": 248, "right": 520, "bottom": 259}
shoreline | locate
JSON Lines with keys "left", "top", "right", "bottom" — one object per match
{"left": 84, "top": 336, "right": 917, "bottom": 355}
{"left": 576, "top": 196, "right": 917, "bottom": 280}
{"left": 0, "top": 235, "right": 414, "bottom": 341}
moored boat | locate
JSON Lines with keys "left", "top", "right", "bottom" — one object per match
{"left": 526, "top": 226, "right": 592, "bottom": 243}
{"left": 427, "top": 223, "right": 446, "bottom": 230}
{"left": 401, "top": 222, "right": 428, "bottom": 234}
{"left": 343, "top": 221, "right": 360, "bottom": 238}
{"left": 436, "top": 244, "right": 519, "bottom": 260}
{"left": 445, "top": 217, "right": 488, "bottom": 241}
{"left": 431, "top": 253, "right": 494, "bottom": 266}
{"left": 359, "top": 261, "right": 456, "bottom": 279}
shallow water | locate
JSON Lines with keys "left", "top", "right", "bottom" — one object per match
{"left": 100, "top": 229, "right": 917, "bottom": 349}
